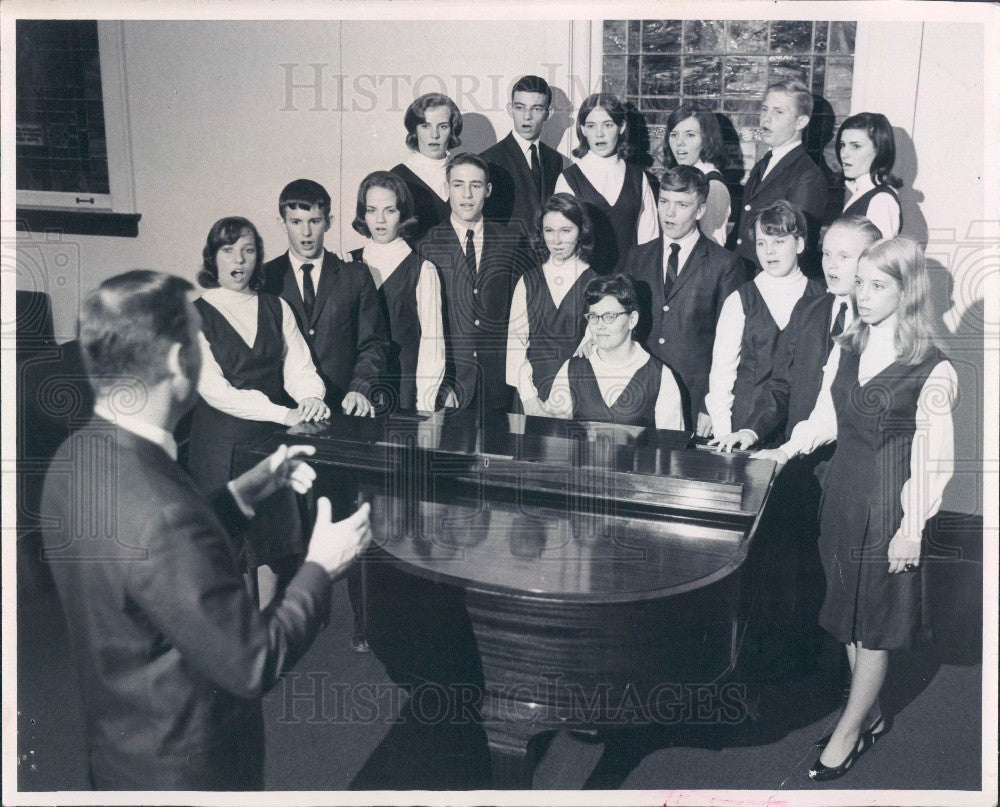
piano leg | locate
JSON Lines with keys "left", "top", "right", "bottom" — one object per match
{"left": 483, "top": 719, "right": 539, "bottom": 789}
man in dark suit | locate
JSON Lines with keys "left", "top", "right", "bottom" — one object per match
{"left": 625, "top": 165, "right": 749, "bottom": 431}
{"left": 418, "top": 152, "right": 528, "bottom": 412}
{"left": 713, "top": 216, "right": 881, "bottom": 676}
{"left": 480, "top": 74, "right": 564, "bottom": 237}
{"left": 726, "top": 80, "right": 829, "bottom": 276}
{"left": 262, "top": 178, "right": 389, "bottom": 416}
{"left": 40, "top": 270, "right": 371, "bottom": 790}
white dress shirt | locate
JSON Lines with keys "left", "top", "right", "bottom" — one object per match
{"left": 554, "top": 151, "right": 660, "bottom": 245}
{"left": 510, "top": 129, "right": 541, "bottom": 168}
{"left": 548, "top": 341, "right": 685, "bottom": 430}
{"left": 781, "top": 314, "right": 957, "bottom": 539}
{"left": 694, "top": 159, "right": 731, "bottom": 246}
{"left": 450, "top": 214, "right": 485, "bottom": 269}
{"left": 760, "top": 138, "right": 801, "bottom": 181}
{"left": 405, "top": 149, "right": 450, "bottom": 202}
{"left": 506, "top": 255, "right": 591, "bottom": 404}
{"left": 287, "top": 250, "right": 324, "bottom": 302}
{"left": 360, "top": 237, "right": 446, "bottom": 411}
{"left": 704, "top": 268, "right": 811, "bottom": 436}
{"left": 844, "top": 173, "right": 901, "bottom": 238}
{"left": 196, "top": 288, "right": 325, "bottom": 423}
{"left": 661, "top": 226, "right": 702, "bottom": 284}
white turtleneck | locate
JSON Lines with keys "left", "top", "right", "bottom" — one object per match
{"left": 358, "top": 237, "right": 446, "bottom": 411}
{"left": 781, "top": 313, "right": 956, "bottom": 540}
{"left": 505, "top": 255, "right": 592, "bottom": 404}
{"left": 404, "top": 149, "right": 450, "bottom": 202}
{"left": 554, "top": 151, "right": 660, "bottom": 245}
{"left": 704, "top": 268, "right": 812, "bottom": 436}
{"left": 843, "top": 173, "right": 901, "bottom": 239}
{"left": 196, "top": 287, "right": 325, "bottom": 423}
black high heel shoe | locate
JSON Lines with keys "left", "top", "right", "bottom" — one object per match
{"left": 814, "top": 713, "right": 891, "bottom": 749}
{"left": 808, "top": 733, "right": 872, "bottom": 781}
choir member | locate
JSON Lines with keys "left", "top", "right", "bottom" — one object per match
{"left": 390, "top": 92, "right": 463, "bottom": 242}
{"left": 262, "top": 179, "right": 389, "bottom": 418}
{"left": 187, "top": 217, "right": 329, "bottom": 602}
{"left": 417, "top": 152, "right": 529, "bottom": 412}
{"left": 756, "top": 237, "right": 956, "bottom": 780}
{"left": 547, "top": 274, "right": 684, "bottom": 429}
{"left": 481, "top": 74, "right": 564, "bottom": 236}
{"left": 555, "top": 92, "right": 659, "bottom": 273}
{"left": 346, "top": 171, "right": 446, "bottom": 412}
{"left": 663, "top": 105, "right": 731, "bottom": 245}
{"left": 506, "top": 192, "right": 598, "bottom": 415}
{"left": 624, "top": 165, "right": 749, "bottom": 431}
{"left": 837, "top": 112, "right": 903, "bottom": 238}
{"left": 702, "top": 200, "right": 825, "bottom": 438}
{"left": 726, "top": 80, "right": 829, "bottom": 275}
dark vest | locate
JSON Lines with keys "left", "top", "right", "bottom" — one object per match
{"left": 843, "top": 184, "right": 901, "bottom": 234}
{"left": 523, "top": 265, "right": 597, "bottom": 402}
{"left": 193, "top": 294, "right": 292, "bottom": 407}
{"left": 568, "top": 354, "right": 661, "bottom": 426}
{"left": 561, "top": 162, "right": 643, "bottom": 275}
{"left": 390, "top": 163, "right": 452, "bottom": 242}
{"left": 349, "top": 247, "right": 422, "bottom": 411}
{"left": 731, "top": 278, "right": 825, "bottom": 431}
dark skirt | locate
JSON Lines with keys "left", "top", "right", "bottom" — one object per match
{"left": 187, "top": 400, "right": 302, "bottom": 570}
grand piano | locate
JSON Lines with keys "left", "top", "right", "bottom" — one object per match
{"left": 250, "top": 409, "right": 777, "bottom": 787}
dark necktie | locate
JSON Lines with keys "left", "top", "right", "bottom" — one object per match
{"left": 465, "top": 229, "right": 477, "bottom": 275}
{"left": 664, "top": 242, "right": 680, "bottom": 298}
{"left": 757, "top": 150, "right": 773, "bottom": 182}
{"left": 529, "top": 143, "right": 543, "bottom": 198}
{"left": 301, "top": 262, "right": 316, "bottom": 318}
{"left": 829, "top": 300, "right": 847, "bottom": 350}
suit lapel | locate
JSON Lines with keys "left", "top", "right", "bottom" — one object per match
{"left": 480, "top": 223, "right": 500, "bottom": 277}
{"left": 665, "top": 236, "right": 706, "bottom": 302}
{"left": 277, "top": 254, "right": 308, "bottom": 324}
{"left": 310, "top": 251, "right": 339, "bottom": 326}
{"left": 751, "top": 144, "right": 804, "bottom": 199}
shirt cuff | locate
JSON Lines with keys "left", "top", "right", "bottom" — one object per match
{"left": 226, "top": 481, "right": 256, "bottom": 518}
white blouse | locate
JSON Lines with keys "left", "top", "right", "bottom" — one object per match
{"left": 694, "top": 159, "right": 731, "bottom": 247}
{"left": 554, "top": 151, "right": 660, "bottom": 245}
{"left": 782, "top": 314, "right": 957, "bottom": 539}
{"left": 704, "top": 269, "right": 811, "bottom": 437}
{"left": 844, "top": 173, "right": 901, "bottom": 239}
{"left": 359, "top": 237, "right": 446, "bottom": 412}
{"left": 196, "top": 287, "right": 325, "bottom": 423}
{"left": 505, "top": 255, "right": 591, "bottom": 405}
{"left": 547, "top": 341, "right": 685, "bottom": 430}
{"left": 404, "top": 149, "right": 450, "bottom": 202}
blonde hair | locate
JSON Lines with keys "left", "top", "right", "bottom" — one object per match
{"left": 838, "top": 236, "right": 940, "bottom": 365}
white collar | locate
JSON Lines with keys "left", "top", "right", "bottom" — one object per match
{"left": 693, "top": 159, "right": 719, "bottom": 175}
{"left": 768, "top": 138, "right": 801, "bottom": 165}
{"left": 362, "top": 237, "right": 412, "bottom": 269}
{"left": 845, "top": 172, "right": 876, "bottom": 197}
{"left": 202, "top": 286, "right": 256, "bottom": 305}
{"left": 406, "top": 149, "right": 449, "bottom": 172}
{"left": 542, "top": 254, "right": 588, "bottom": 276}
{"left": 288, "top": 250, "right": 324, "bottom": 271}
{"left": 663, "top": 226, "right": 700, "bottom": 251}
{"left": 579, "top": 150, "right": 622, "bottom": 172}
{"left": 451, "top": 213, "right": 484, "bottom": 238}
{"left": 756, "top": 267, "right": 807, "bottom": 287}
{"left": 94, "top": 402, "right": 178, "bottom": 462}
{"left": 510, "top": 129, "right": 540, "bottom": 158}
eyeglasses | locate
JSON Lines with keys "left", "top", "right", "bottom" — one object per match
{"left": 583, "top": 311, "right": 630, "bottom": 325}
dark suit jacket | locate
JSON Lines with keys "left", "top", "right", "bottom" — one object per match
{"left": 417, "top": 221, "right": 528, "bottom": 410}
{"left": 744, "top": 291, "right": 837, "bottom": 445}
{"left": 625, "top": 234, "right": 749, "bottom": 428}
{"left": 727, "top": 143, "right": 829, "bottom": 275}
{"left": 262, "top": 250, "right": 389, "bottom": 408}
{"left": 40, "top": 417, "right": 333, "bottom": 790}
{"left": 481, "top": 133, "right": 563, "bottom": 237}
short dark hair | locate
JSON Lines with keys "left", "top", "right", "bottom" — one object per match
{"left": 404, "top": 93, "right": 463, "bottom": 151}
{"left": 659, "top": 164, "right": 710, "bottom": 206}
{"left": 278, "top": 178, "right": 331, "bottom": 220}
{"left": 663, "top": 105, "right": 727, "bottom": 169}
{"left": 765, "top": 80, "right": 813, "bottom": 119}
{"left": 572, "top": 93, "right": 633, "bottom": 160}
{"left": 748, "top": 199, "right": 808, "bottom": 242}
{"left": 445, "top": 151, "right": 490, "bottom": 183}
{"left": 535, "top": 192, "right": 595, "bottom": 264}
{"left": 79, "top": 270, "right": 196, "bottom": 399}
{"left": 584, "top": 273, "right": 638, "bottom": 314}
{"left": 511, "top": 75, "right": 552, "bottom": 106}
{"left": 198, "top": 217, "right": 265, "bottom": 290}
{"left": 836, "top": 112, "right": 903, "bottom": 189}
{"left": 352, "top": 171, "right": 419, "bottom": 240}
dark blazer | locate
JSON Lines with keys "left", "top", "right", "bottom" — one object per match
{"left": 727, "top": 143, "right": 829, "bottom": 275}
{"left": 625, "top": 234, "right": 749, "bottom": 428}
{"left": 262, "top": 249, "right": 389, "bottom": 408}
{"left": 481, "top": 133, "right": 563, "bottom": 237}
{"left": 417, "top": 221, "right": 528, "bottom": 410}
{"left": 744, "top": 291, "right": 838, "bottom": 445}
{"left": 40, "top": 417, "right": 332, "bottom": 790}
